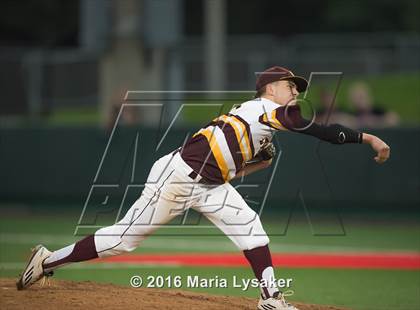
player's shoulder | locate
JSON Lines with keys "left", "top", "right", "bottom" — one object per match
{"left": 229, "top": 98, "right": 280, "bottom": 124}
{"left": 230, "top": 98, "right": 276, "bottom": 114}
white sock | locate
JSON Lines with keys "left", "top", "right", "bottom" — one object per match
{"left": 261, "top": 266, "right": 279, "bottom": 298}
{"left": 43, "top": 244, "right": 75, "bottom": 265}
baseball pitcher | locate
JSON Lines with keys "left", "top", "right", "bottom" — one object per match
{"left": 17, "top": 66, "right": 390, "bottom": 310}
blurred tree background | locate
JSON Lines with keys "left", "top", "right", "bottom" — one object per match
{"left": 1, "top": 0, "right": 419, "bottom": 47}
{"left": 0, "top": 0, "right": 419, "bottom": 125}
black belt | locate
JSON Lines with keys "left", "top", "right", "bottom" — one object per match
{"left": 188, "top": 170, "right": 212, "bottom": 184}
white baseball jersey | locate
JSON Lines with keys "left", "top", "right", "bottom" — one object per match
{"left": 181, "top": 97, "right": 293, "bottom": 183}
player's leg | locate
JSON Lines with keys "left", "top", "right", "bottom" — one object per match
{"left": 192, "top": 183, "right": 278, "bottom": 298}
{"left": 192, "top": 183, "right": 297, "bottom": 309}
{"left": 44, "top": 153, "right": 183, "bottom": 270}
{"left": 41, "top": 191, "right": 177, "bottom": 273}
{"left": 17, "top": 152, "right": 188, "bottom": 289}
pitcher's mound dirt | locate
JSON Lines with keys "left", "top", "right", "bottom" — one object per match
{"left": 1, "top": 278, "right": 348, "bottom": 310}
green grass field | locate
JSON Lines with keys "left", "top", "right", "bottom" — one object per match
{"left": 1, "top": 207, "right": 419, "bottom": 310}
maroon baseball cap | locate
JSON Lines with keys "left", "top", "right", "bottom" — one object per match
{"left": 255, "top": 66, "right": 308, "bottom": 92}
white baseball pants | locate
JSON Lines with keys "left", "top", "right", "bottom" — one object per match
{"left": 94, "top": 152, "right": 269, "bottom": 257}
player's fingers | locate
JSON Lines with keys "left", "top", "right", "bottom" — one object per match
{"left": 383, "top": 147, "right": 390, "bottom": 159}
{"left": 381, "top": 145, "right": 390, "bottom": 156}
{"left": 375, "top": 157, "right": 384, "bottom": 164}
{"left": 374, "top": 154, "right": 386, "bottom": 164}
{"left": 380, "top": 148, "right": 390, "bottom": 162}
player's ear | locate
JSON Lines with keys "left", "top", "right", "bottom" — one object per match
{"left": 266, "top": 83, "right": 275, "bottom": 96}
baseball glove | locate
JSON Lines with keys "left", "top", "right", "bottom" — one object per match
{"left": 256, "top": 141, "right": 276, "bottom": 161}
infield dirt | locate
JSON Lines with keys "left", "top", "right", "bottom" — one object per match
{"left": 1, "top": 278, "right": 348, "bottom": 310}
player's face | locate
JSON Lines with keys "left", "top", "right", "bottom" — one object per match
{"left": 268, "top": 80, "right": 299, "bottom": 105}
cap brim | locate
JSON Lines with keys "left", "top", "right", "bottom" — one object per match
{"left": 280, "top": 76, "right": 308, "bottom": 92}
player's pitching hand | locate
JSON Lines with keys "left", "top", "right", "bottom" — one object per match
{"left": 363, "top": 133, "right": 390, "bottom": 164}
